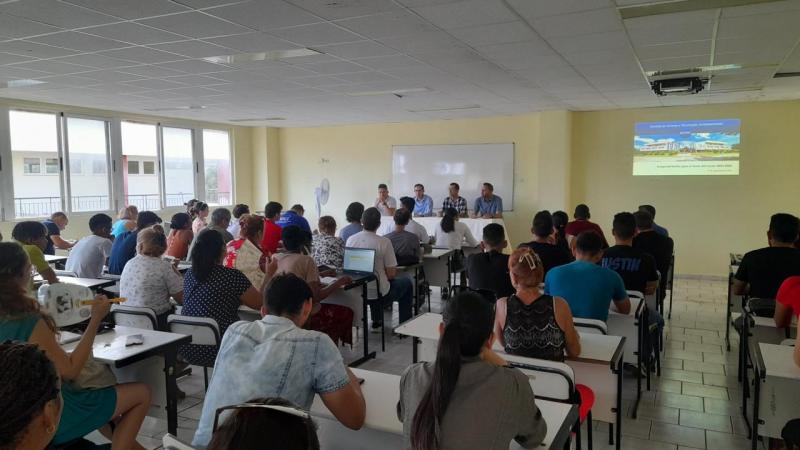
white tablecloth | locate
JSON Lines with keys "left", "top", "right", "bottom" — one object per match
{"left": 378, "top": 216, "right": 506, "bottom": 242}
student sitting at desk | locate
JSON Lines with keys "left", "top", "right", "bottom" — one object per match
{"left": 495, "top": 247, "right": 581, "bottom": 360}
{"left": 261, "top": 202, "right": 284, "bottom": 256}
{"left": 165, "top": 212, "right": 193, "bottom": 261}
{"left": 311, "top": 216, "right": 345, "bottom": 270}
{"left": 227, "top": 203, "right": 250, "bottom": 238}
{"left": 565, "top": 204, "right": 608, "bottom": 248}
{"left": 633, "top": 210, "right": 674, "bottom": 301}
{"left": 519, "top": 211, "right": 573, "bottom": 276}
{"left": 734, "top": 213, "right": 800, "bottom": 302}
{"left": 385, "top": 209, "right": 423, "bottom": 267}
{"left": 12, "top": 221, "right": 59, "bottom": 293}
{"left": 180, "top": 229, "right": 263, "bottom": 367}
{"left": 0, "top": 342, "right": 63, "bottom": 450}
{"left": 108, "top": 211, "right": 162, "bottom": 275}
{"left": 338, "top": 202, "right": 365, "bottom": 244}
{"left": 0, "top": 242, "right": 151, "bottom": 450}
{"left": 42, "top": 212, "right": 76, "bottom": 255}
{"left": 207, "top": 397, "right": 321, "bottom": 450}
{"left": 191, "top": 202, "right": 210, "bottom": 235}
{"left": 638, "top": 204, "right": 668, "bottom": 237}
{"left": 399, "top": 196, "right": 432, "bottom": 244}
{"left": 552, "top": 211, "right": 571, "bottom": 253}
{"left": 226, "top": 214, "right": 273, "bottom": 292}
{"left": 112, "top": 205, "right": 138, "bottom": 239}
{"left": 398, "top": 291, "right": 547, "bottom": 450}
{"left": 545, "top": 232, "right": 631, "bottom": 322}
{"left": 273, "top": 226, "right": 353, "bottom": 346}
{"left": 121, "top": 228, "right": 185, "bottom": 330}
{"left": 466, "top": 223, "right": 515, "bottom": 299}
{"left": 601, "top": 212, "right": 659, "bottom": 296}
{"left": 435, "top": 208, "right": 478, "bottom": 250}
{"left": 277, "top": 204, "right": 312, "bottom": 233}
{"left": 192, "top": 274, "right": 365, "bottom": 448}
{"left": 65, "top": 213, "right": 113, "bottom": 279}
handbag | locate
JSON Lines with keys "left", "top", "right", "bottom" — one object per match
{"left": 74, "top": 355, "right": 117, "bottom": 390}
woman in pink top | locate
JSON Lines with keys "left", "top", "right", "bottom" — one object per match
{"left": 191, "top": 202, "right": 209, "bottom": 234}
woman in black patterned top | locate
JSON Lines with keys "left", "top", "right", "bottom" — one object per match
{"left": 494, "top": 247, "right": 581, "bottom": 361}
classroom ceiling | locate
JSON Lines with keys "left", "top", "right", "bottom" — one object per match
{"left": 0, "top": 0, "right": 799, "bottom": 126}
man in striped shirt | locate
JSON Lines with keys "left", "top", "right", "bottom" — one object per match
{"left": 441, "top": 182, "right": 468, "bottom": 217}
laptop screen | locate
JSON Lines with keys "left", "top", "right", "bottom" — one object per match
{"left": 343, "top": 247, "right": 375, "bottom": 273}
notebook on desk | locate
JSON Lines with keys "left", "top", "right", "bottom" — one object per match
{"left": 58, "top": 331, "right": 81, "bottom": 345}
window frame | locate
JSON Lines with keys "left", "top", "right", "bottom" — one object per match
{"left": 158, "top": 123, "right": 199, "bottom": 209}
{"left": 201, "top": 127, "right": 235, "bottom": 207}
{"left": 61, "top": 113, "right": 114, "bottom": 215}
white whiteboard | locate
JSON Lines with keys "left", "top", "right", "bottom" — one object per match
{"left": 392, "top": 143, "right": 514, "bottom": 211}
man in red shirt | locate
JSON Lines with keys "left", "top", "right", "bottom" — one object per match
{"left": 775, "top": 275, "right": 800, "bottom": 328}
{"left": 261, "top": 201, "right": 283, "bottom": 255}
{"left": 565, "top": 204, "right": 608, "bottom": 248}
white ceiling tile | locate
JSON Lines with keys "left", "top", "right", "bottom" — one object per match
{"left": 201, "top": 69, "right": 270, "bottom": 82}
{"left": 164, "top": 74, "right": 230, "bottom": 86}
{"left": 563, "top": 48, "right": 638, "bottom": 67}
{"left": 29, "top": 74, "right": 99, "bottom": 87}
{"left": 722, "top": 0, "right": 800, "bottom": 18}
{"left": 316, "top": 41, "right": 397, "bottom": 59}
{"left": 98, "top": 46, "right": 185, "bottom": 64}
{"left": 0, "top": 12, "right": 62, "bottom": 39}
{"left": 51, "top": 53, "right": 139, "bottom": 69}
{"left": 627, "top": 23, "right": 713, "bottom": 46}
{"left": 284, "top": 0, "right": 401, "bottom": 20}
{"left": 122, "top": 78, "right": 187, "bottom": 90}
{"left": 269, "top": 22, "right": 362, "bottom": 46}
{"left": 78, "top": 70, "right": 149, "bottom": 82}
{"left": 624, "top": 8, "right": 719, "bottom": 29}
{"left": 10, "top": 60, "right": 93, "bottom": 76}
{"left": 234, "top": 61, "right": 317, "bottom": 78}
{"left": 448, "top": 21, "right": 538, "bottom": 47}
{"left": 154, "top": 59, "right": 234, "bottom": 74}
{"left": 635, "top": 40, "right": 711, "bottom": 60}
{"left": 0, "top": 52, "right": 37, "bottom": 65}
{"left": 294, "top": 75, "right": 351, "bottom": 87}
{"left": 717, "top": 10, "right": 800, "bottom": 40}
{"left": 715, "top": 50, "right": 785, "bottom": 67}
{"left": 0, "top": 0, "right": 118, "bottom": 28}
{"left": 548, "top": 30, "right": 630, "bottom": 55}
{"left": 138, "top": 12, "right": 252, "bottom": 39}
{"left": 82, "top": 22, "right": 186, "bottom": 45}
{"left": 335, "top": 10, "right": 437, "bottom": 39}
{"left": 412, "top": 0, "right": 518, "bottom": 29}
{"left": 28, "top": 31, "right": 129, "bottom": 52}
{"left": 640, "top": 55, "right": 710, "bottom": 72}
{"left": 205, "top": 1, "right": 322, "bottom": 30}
{"left": 509, "top": 0, "right": 614, "bottom": 19}
{"left": 160, "top": 86, "right": 227, "bottom": 97}
{"left": 166, "top": 0, "right": 250, "bottom": 8}
{"left": 378, "top": 31, "right": 466, "bottom": 54}
{"left": 533, "top": 8, "right": 623, "bottom": 38}
{"left": 61, "top": 0, "right": 190, "bottom": 19}
{"left": 148, "top": 40, "right": 235, "bottom": 58}
{"left": 331, "top": 71, "right": 395, "bottom": 84}
{"left": 296, "top": 59, "right": 369, "bottom": 74}
{"left": 348, "top": 54, "right": 422, "bottom": 70}
{"left": 206, "top": 32, "right": 300, "bottom": 52}
{"left": 117, "top": 65, "right": 187, "bottom": 78}
{"left": 0, "top": 65, "right": 51, "bottom": 81}
{"left": 0, "top": 40, "right": 78, "bottom": 59}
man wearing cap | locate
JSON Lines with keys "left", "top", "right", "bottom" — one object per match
{"left": 108, "top": 211, "right": 163, "bottom": 274}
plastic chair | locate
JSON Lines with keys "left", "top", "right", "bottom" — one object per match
{"left": 111, "top": 304, "right": 158, "bottom": 330}
{"left": 163, "top": 433, "right": 196, "bottom": 450}
{"left": 167, "top": 315, "right": 221, "bottom": 390}
{"left": 574, "top": 318, "right": 608, "bottom": 335}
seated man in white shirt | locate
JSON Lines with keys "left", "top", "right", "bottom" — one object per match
{"left": 374, "top": 183, "right": 397, "bottom": 216}
{"left": 346, "top": 207, "right": 414, "bottom": 331}
{"left": 65, "top": 213, "right": 114, "bottom": 278}
{"left": 399, "top": 196, "right": 432, "bottom": 244}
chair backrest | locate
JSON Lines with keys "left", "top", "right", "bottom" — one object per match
{"left": 163, "top": 433, "right": 196, "bottom": 450}
{"left": 54, "top": 270, "right": 79, "bottom": 277}
{"left": 502, "top": 353, "right": 576, "bottom": 403}
{"left": 574, "top": 317, "right": 607, "bottom": 335}
{"left": 167, "top": 315, "right": 221, "bottom": 346}
{"left": 111, "top": 305, "right": 158, "bottom": 330}
{"left": 627, "top": 290, "right": 644, "bottom": 300}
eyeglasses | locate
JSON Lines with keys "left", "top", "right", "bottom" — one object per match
{"left": 213, "top": 403, "right": 311, "bottom": 431}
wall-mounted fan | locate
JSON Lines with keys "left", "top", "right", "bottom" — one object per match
{"left": 315, "top": 178, "right": 330, "bottom": 217}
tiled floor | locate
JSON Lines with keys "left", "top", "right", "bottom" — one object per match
{"left": 91, "top": 277, "right": 760, "bottom": 449}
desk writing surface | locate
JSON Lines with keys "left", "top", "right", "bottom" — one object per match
{"left": 311, "top": 368, "right": 573, "bottom": 448}
{"left": 759, "top": 343, "right": 800, "bottom": 380}
{"left": 62, "top": 326, "right": 188, "bottom": 365}
{"left": 424, "top": 248, "right": 453, "bottom": 259}
{"left": 395, "top": 313, "right": 622, "bottom": 364}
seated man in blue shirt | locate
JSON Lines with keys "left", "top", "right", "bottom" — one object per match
{"left": 277, "top": 204, "right": 311, "bottom": 233}
{"left": 412, "top": 183, "right": 434, "bottom": 217}
{"left": 473, "top": 182, "right": 503, "bottom": 219}
{"left": 108, "top": 211, "right": 162, "bottom": 274}
{"left": 192, "top": 274, "right": 366, "bottom": 448}
{"left": 544, "top": 231, "right": 631, "bottom": 321}
{"left": 638, "top": 204, "right": 668, "bottom": 237}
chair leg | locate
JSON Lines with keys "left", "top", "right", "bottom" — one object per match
{"left": 575, "top": 417, "right": 582, "bottom": 450}
{"left": 381, "top": 316, "right": 386, "bottom": 352}
{"left": 203, "top": 367, "right": 209, "bottom": 391}
{"left": 608, "top": 423, "right": 613, "bottom": 445}
{"left": 587, "top": 411, "right": 593, "bottom": 450}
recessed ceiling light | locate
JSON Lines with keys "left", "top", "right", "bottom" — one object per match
{"left": 143, "top": 105, "right": 206, "bottom": 112}
{"left": 347, "top": 87, "right": 431, "bottom": 97}
{"left": 204, "top": 48, "right": 322, "bottom": 64}
{"left": 229, "top": 117, "right": 286, "bottom": 122}
{"left": 408, "top": 105, "right": 481, "bottom": 113}
{"left": 0, "top": 79, "right": 46, "bottom": 89}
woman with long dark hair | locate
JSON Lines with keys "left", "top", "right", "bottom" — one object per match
{"left": 191, "top": 202, "right": 210, "bottom": 235}
{"left": 398, "top": 292, "right": 546, "bottom": 450}
{"left": 434, "top": 208, "right": 478, "bottom": 250}
{"left": 0, "top": 242, "right": 151, "bottom": 450}
{"left": 552, "top": 211, "right": 571, "bottom": 253}
{"left": 180, "top": 229, "right": 263, "bottom": 367}
{"left": 165, "top": 212, "right": 194, "bottom": 260}
{"left": 224, "top": 214, "right": 274, "bottom": 292}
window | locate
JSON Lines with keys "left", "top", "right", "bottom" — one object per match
{"left": 127, "top": 160, "right": 140, "bottom": 174}
{"left": 162, "top": 127, "right": 195, "bottom": 207}
{"left": 45, "top": 158, "right": 58, "bottom": 174}
{"left": 142, "top": 161, "right": 155, "bottom": 175}
{"left": 121, "top": 121, "right": 160, "bottom": 210}
{"left": 203, "top": 129, "right": 232, "bottom": 206}
{"left": 65, "top": 117, "right": 110, "bottom": 213}
{"left": 23, "top": 158, "right": 41, "bottom": 174}
{"left": 10, "top": 111, "right": 61, "bottom": 218}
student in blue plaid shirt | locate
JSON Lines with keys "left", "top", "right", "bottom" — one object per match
{"left": 441, "top": 182, "right": 468, "bottom": 217}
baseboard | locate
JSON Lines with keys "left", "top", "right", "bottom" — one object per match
{"left": 675, "top": 274, "right": 727, "bottom": 282}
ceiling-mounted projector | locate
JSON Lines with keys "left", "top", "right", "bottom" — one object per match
{"left": 650, "top": 77, "right": 708, "bottom": 96}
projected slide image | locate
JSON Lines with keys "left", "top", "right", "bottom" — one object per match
{"left": 633, "top": 119, "right": 740, "bottom": 176}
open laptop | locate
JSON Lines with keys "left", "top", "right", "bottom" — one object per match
{"left": 342, "top": 247, "right": 376, "bottom": 277}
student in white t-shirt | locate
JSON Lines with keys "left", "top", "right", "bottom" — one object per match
{"left": 65, "top": 213, "right": 113, "bottom": 278}
{"left": 399, "top": 196, "right": 432, "bottom": 244}
{"left": 120, "top": 227, "right": 184, "bottom": 330}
